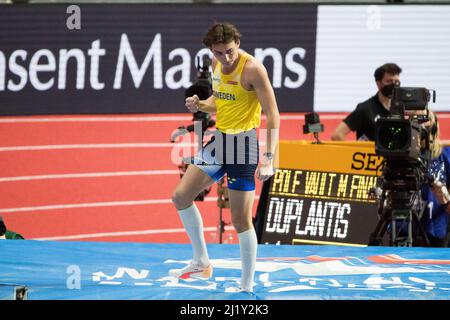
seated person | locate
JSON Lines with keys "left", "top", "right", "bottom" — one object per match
{"left": 331, "top": 63, "right": 402, "bottom": 141}
{"left": 0, "top": 215, "right": 24, "bottom": 240}
{"left": 420, "top": 112, "right": 450, "bottom": 247}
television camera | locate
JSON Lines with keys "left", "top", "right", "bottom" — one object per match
{"left": 369, "top": 85, "right": 436, "bottom": 246}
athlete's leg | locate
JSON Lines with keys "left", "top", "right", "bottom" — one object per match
{"left": 228, "top": 188, "right": 257, "bottom": 292}
{"left": 223, "top": 129, "right": 259, "bottom": 291}
{"left": 172, "top": 164, "right": 215, "bottom": 210}
{"left": 172, "top": 130, "right": 226, "bottom": 275}
{"left": 172, "top": 165, "right": 216, "bottom": 268}
{"left": 228, "top": 189, "right": 255, "bottom": 233}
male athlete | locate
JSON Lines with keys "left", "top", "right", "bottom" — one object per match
{"left": 171, "top": 22, "right": 280, "bottom": 293}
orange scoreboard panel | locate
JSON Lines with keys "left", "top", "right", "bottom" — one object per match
{"left": 258, "top": 141, "right": 383, "bottom": 247}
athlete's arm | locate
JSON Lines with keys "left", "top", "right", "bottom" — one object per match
{"left": 246, "top": 59, "right": 280, "bottom": 181}
{"left": 197, "top": 95, "right": 216, "bottom": 114}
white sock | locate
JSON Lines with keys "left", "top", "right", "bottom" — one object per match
{"left": 238, "top": 228, "right": 257, "bottom": 292}
{"left": 178, "top": 203, "right": 209, "bottom": 267}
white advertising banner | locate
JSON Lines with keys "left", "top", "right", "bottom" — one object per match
{"left": 314, "top": 5, "right": 450, "bottom": 112}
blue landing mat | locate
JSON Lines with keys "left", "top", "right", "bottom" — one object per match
{"left": 0, "top": 241, "right": 449, "bottom": 300}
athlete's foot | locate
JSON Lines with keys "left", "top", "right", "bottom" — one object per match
{"left": 169, "top": 262, "right": 213, "bottom": 280}
{"left": 225, "top": 286, "right": 255, "bottom": 295}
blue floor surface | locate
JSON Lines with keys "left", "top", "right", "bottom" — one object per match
{"left": 1, "top": 241, "right": 449, "bottom": 300}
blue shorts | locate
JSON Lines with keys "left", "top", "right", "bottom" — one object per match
{"left": 193, "top": 129, "right": 259, "bottom": 191}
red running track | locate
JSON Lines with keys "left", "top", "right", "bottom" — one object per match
{"left": 0, "top": 113, "right": 449, "bottom": 243}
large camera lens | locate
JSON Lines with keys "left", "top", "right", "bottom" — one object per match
{"left": 378, "top": 121, "right": 409, "bottom": 151}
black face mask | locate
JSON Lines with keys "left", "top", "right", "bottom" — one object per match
{"left": 380, "top": 83, "right": 396, "bottom": 98}
{"left": 380, "top": 80, "right": 401, "bottom": 99}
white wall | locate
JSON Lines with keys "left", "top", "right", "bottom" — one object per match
{"left": 314, "top": 5, "right": 450, "bottom": 112}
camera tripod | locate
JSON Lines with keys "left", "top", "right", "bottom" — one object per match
{"left": 369, "top": 161, "right": 430, "bottom": 247}
{"left": 369, "top": 184, "right": 430, "bottom": 247}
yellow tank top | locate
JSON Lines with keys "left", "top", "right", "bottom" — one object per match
{"left": 213, "top": 51, "right": 261, "bottom": 134}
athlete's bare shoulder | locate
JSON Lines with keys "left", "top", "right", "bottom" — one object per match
{"left": 243, "top": 53, "right": 262, "bottom": 71}
{"left": 242, "top": 53, "right": 269, "bottom": 90}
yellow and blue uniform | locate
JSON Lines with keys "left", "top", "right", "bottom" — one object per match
{"left": 194, "top": 52, "right": 261, "bottom": 191}
{"left": 213, "top": 52, "right": 261, "bottom": 134}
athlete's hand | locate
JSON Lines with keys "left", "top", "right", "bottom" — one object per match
{"left": 185, "top": 95, "right": 200, "bottom": 113}
{"left": 256, "top": 162, "right": 274, "bottom": 182}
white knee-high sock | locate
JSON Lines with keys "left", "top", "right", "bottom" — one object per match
{"left": 178, "top": 203, "right": 209, "bottom": 267}
{"left": 238, "top": 228, "right": 257, "bottom": 292}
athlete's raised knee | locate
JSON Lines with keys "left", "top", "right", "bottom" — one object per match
{"left": 172, "top": 188, "right": 193, "bottom": 210}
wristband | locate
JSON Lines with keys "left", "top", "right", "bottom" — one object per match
{"left": 263, "top": 152, "right": 274, "bottom": 160}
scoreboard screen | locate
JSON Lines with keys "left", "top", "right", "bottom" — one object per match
{"left": 257, "top": 141, "right": 382, "bottom": 246}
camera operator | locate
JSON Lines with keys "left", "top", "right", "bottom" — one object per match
{"left": 420, "top": 111, "right": 450, "bottom": 247}
{"left": 331, "top": 63, "right": 402, "bottom": 141}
